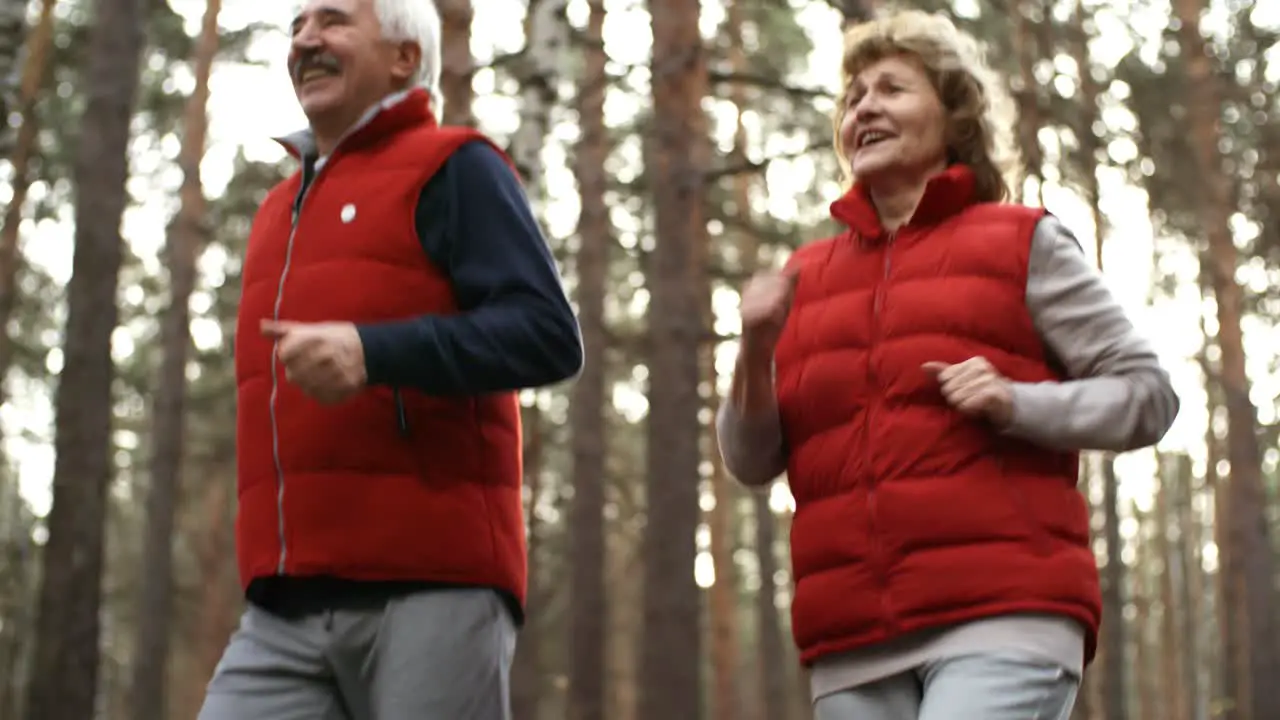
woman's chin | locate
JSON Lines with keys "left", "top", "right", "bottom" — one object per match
{"left": 850, "top": 162, "right": 898, "bottom": 187}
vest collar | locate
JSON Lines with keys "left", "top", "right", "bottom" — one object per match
{"left": 274, "top": 87, "right": 437, "bottom": 161}
{"left": 829, "top": 164, "right": 977, "bottom": 241}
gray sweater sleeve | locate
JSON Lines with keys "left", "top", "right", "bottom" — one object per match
{"left": 715, "top": 215, "right": 1180, "bottom": 484}
{"left": 715, "top": 392, "right": 788, "bottom": 487}
{"left": 1003, "top": 216, "right": 1180, "bottom": 451}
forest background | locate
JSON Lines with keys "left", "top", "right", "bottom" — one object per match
{"left": 0, "top": 0, "right": 1278, "bottom": 718}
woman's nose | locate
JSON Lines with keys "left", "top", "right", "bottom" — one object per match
{"left": 853, "top": 95, "right": 881, "bottom": 122}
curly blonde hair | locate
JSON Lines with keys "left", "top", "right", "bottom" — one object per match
{"left": 834, "top": 10, "right": 1020, "bottom": 203}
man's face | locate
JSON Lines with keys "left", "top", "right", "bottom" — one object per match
{"left": 287, "top": 0, "right": 417, "bottom": 132}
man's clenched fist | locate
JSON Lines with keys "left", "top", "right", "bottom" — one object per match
{"left": 262, "top": 319, "right": 367, "bottom": 404}
{"left": 922, "top": 356, "right": 1014, "bottom": 427}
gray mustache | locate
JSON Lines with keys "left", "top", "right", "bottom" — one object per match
{"left": 293, "top": 53, "right": 341, "bottom": 81}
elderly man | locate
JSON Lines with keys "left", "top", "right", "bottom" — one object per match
{"left": 197, "top": 0, "right": 582, "bottom": 717}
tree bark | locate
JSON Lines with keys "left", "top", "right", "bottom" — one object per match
{"left": 567, "top": 0, "right": 609, "bottom": 717}
{"left": 128, "top": 4, "right": 221, "bottom": 716}
{"left": 0, "top": 0, "right": 56, "bottom": 408}
{"left": 0, "top": 0, "right": 29, "bottom": 155}
{"left": 1172, "top": 2, "right": 1280, "bottom": 718}
{"left": 434, "top": 0, "right": 473, "bottom": 126}
{"left": 640, "top": 0, "right": 708, "bottom": 714}
{"left": 511, "top": 403, "right": 545, "bottom": 719}
{"left": 23, "top": 0, "right": 145, "bottom": 715}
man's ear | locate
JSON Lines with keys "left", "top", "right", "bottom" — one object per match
{"left": 390, "top": 40, "right": 421, "bottom": 86}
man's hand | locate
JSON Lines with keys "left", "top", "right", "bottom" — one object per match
{"left": 922, "top": 356, "right": 1014, "bottom": 427}
{"left": 739, "top": 269, "right": 798, "bottom": 361}
{"left": 262, "top": 320, "right": 367, "bottom": 404}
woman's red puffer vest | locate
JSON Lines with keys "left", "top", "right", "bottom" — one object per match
{"left": 773, "top": 165, "right": 1100, "bottom": 666}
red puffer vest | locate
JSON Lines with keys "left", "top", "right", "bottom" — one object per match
{"left": 233, "top": 89, "right": 526, "bottom": 609}
{"left": 774, "top": 165, "right": 1100, "bottom": 666}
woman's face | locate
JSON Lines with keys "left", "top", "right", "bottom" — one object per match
{"left": 839, "top": 54, "right": 948, "bottom": 189}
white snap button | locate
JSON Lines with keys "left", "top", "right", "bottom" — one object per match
{"left": 340, "top": 204, "right": 356, "bottom": 223}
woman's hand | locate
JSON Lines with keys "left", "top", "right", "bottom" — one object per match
{"left": 923, "top": 356, "right": 1014, "bottom": 427}
{"left": 739, "top": 270, "right": 797, "bottom": 362}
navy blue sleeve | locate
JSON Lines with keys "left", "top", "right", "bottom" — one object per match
{"left": 355, "top": 141, "right": 583, "bottom": 394}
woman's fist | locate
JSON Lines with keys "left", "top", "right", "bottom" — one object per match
{"left": 739, "top": 270, "right": 797, "bottom": 360}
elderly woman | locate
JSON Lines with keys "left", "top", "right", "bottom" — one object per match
{"left": 718, "top": 10, "right": 1178, "bottom": 719}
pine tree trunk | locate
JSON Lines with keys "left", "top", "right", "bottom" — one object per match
{"left": 0, "top": 0, "right": 28, "bottom": 154}
{"left": 128, "top": 1, "right": 220, "bottom": 716}
{"left": 434, "top": 0, "right": 473, "bottom": 126}
{"left": 1170, "top": 453, "right": 1206, "bottom": 720}
{"left": 1010, "top": 0, "right": 1045, "bottom": 204}
{"left": 566, "top": 0, "right": 609, "bottom": 716}
{"left": 0, "top": 0, "right": 56, "bottom": 408}
{"left": 1101, "top": 455, "right": 1128, "bottom": 720}
{"left": 640, "top": 0, "right": 708, "bottom": 712}
{"left": 1155, "top": 456, "right": 1188, "bottom": 720}
{"left": 23, "top": 0, "right": 145, "bottom": 715}
{"left": 512, "top": 404, "right": 545, "bottom": 719}
{"left": 1172, "top": 3, "right": 1280, "bottom": 717}
{"left": 754, "top": 492, "right": 788, "bottom": 720}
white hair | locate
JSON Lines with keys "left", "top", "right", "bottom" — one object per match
{"left": 374, "top": 0, "right": 443, "bottom": 110}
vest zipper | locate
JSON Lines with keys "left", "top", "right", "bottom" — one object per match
{"left": 866, "top": 229, "right": 897, "bottom": 627}
{"left": 268, "top": 158, "right": 327, "bottom": 575}
{"left": 266, "top": 103, "right": 405, "bottom": 576}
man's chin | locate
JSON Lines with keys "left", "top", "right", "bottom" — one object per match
{"left": 297, "top": 86, "right": 343, "bottom": 117}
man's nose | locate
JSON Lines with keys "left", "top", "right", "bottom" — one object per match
{"left": 291, "top": 19, "right": 322, "bottom": 51}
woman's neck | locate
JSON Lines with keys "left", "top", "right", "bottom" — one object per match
{"left": 866, "top": 161, "right": 949, "bottom": 232}
{"left": 870, "top": 181, "right": 927, "bottom": 232}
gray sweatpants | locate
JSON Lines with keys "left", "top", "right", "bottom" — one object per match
{"left": 198, "top": 588, "right": 516, "bottom": 720}
{"left": 814, "top": 653, "right": 1079, "bottom": 720}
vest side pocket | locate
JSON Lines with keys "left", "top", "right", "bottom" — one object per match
{"left": 994, "top": 451, "right": 1055, "bottom": 557}
{"left": 393, "top": 387, "right": 410, "bottom": 437}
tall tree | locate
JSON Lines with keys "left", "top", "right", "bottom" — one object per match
{"left": 1008, "top": 0, "right": 1044, "bottom": 204}
{"left": 434, "top": 0, "right": 473, "bottom": 126}
{"left": 707, "top": 4, "right": 754, "bottom": 718}
{"left": 127, "top": 0, "right": 221, "bottom": 716}
{"left": 568, "top": 0, "right": 609, "bottom": 717}
{"left": 1153, "top": 458, "right": 1187, "bottom": 720}
{"left": 1172, "top": 2, "right": 1280, "bottom": 718}
{"left": 23, "top": 0, "right": 146, "bottom": 715}
{"left": 1062, "top": 5, "right": 1126, "bottom": 717}
{"left": 504, "top": 2, "right": 570, "bottom": 716}
{"left": 1168, "top": 455, "right": 1206, "bottom": 720}
{"left": 509, "top": 0, "right": 568, "bottom": 190}
{"left": 0, "top": 0, "right": 27, "bottom": 154}
{"left": 0, "top": 0, "right": 55, "bottom": 409}
{"left": 512, "top": 401, "right": 547, "bottom": 719}
{"left": 640, "top": 0, "right": 708, "bottom": 715}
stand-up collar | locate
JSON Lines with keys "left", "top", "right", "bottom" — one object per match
{"left": 829, "top": 164, "right": 978, "bottom": 241}
{"left": 273, "top": 87, "right": 437, "bottom": 161}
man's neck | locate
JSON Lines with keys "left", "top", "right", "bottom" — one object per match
{"left": 308, "top": 104, "right": 371, "bottom": 157}
{"left": 307, "top": 88, "right": 410, "bottom": 158}
{"left": 310, "top": 121, "right": 350, "bottom": 158}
